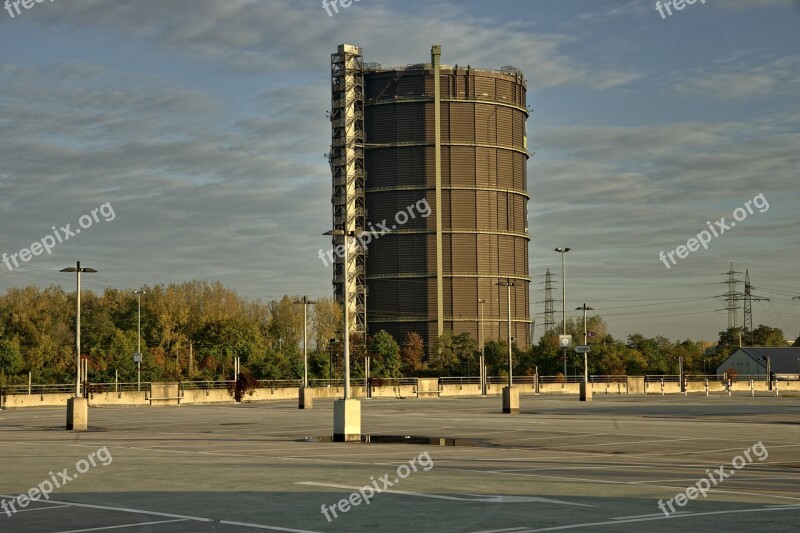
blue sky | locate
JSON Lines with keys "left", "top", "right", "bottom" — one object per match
{"left": 1, "top": 0, "right": 798, "bottom": 343}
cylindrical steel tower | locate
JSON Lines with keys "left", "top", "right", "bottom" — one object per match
{"left": 361, "top": 47, "right": 531, "bottom": 351}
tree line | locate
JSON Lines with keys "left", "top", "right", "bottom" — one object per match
{"left": 0, "top": 282, "right": 794, "bottom": 386}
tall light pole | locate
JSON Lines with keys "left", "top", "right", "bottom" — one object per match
{"left": 294, "top": 296, "right": 315, "bottom": 409}
{"left": 478, "top": 298, "right": 486, "bottom": 396}
{"left": 496, "top": 279, "right": 518, "bottom": 413}
{"left": 329, "top": 338, "right": 336, "bottom": 383}
{"left": 325, "top": 228, "right": 362, "bottom": 440}
{"left": 555, "top": 248, "right": 571, "bottom": 379}
{"left": 575, "top": 304, "right": 594, "bottom": 385}
{"left": 60, "top": 261, "right": 96, "bottom": 431}
{"left": 134, "top": 289, "right": 146, "bottom": 392}
{"left": 496, "top": 280, "right": 515, "bottom": 387}
{"left": 60, "top": 261, "right": 97, "bottom": 397}
{"left": 294, "top": 296, "right": 316, "bottom": 388}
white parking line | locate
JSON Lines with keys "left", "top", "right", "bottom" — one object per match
{"left": 516, "top": 505, "right": 800, "bottom": 531}
{"left": 55, "top": 519, "right": 190, "bottom": 532}
{"left": 0, "top": 496, "right": 322, "bottom": 533}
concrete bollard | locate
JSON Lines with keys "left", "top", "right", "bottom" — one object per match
{"left": 727, "top": 379, "right": 732, "bottom": 397}
{"left": 750, "top": 380, "right": 754, "bottom": 397}
{"left": 660, "top": 379, "right": 664, "bottom": 396}
{"left": 775, "top": 381, "right": 779, "bottom": 397}
{"left": 705, "top": 379, "right": 708, "bottom": 397}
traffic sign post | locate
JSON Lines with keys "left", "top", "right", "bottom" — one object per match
{"left": 133, "top": 353, "right": 142, "bottom": 392}
{"left": 558, "top": 336, "right": 572, "bottom": 387}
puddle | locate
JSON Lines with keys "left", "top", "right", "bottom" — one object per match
{"left": 297, "top": 434, "right": 496, "bottom": 446}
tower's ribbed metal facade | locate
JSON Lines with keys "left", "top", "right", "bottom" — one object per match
{"left": 331, "top": 44, "right": 531, "bottom": 351}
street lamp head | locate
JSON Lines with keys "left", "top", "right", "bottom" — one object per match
{"left": 134, "top": 289, "right": 147, "bottom": 295}
{"left": 60, "top": 267, "right": 97, "bottom": 273}
{"left": 325, "top": 229, "right": 369, "bottom": 238}
{"left": 554, "top": 247, "right": 571, "bottom": 253}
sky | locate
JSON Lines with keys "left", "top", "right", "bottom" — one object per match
{"left": 0, "top": 0, "right": 798, "bottom": 344}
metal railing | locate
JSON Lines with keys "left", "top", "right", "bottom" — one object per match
{"left": 537, "top": 375, "right": 585, "bottom": 384}
{"left": 439, "top": 377, "right": 481, "bottom": 385}
{"left": 180, "top": 380, "right": 235, "bottom": 390}
{"left": 589, "top": 375, "right": 628, "bottom": 383}
{"left": 85, "top": 382, "right": 150, "bottom": 393}
{"left": 8, "top": 374, "right": 792, "bottom": 398}
{"left": 4, "top": 383, "right": 75, "bottom": 395}
{"left": 256, "top": 379, "right": 303, "bottom": 389}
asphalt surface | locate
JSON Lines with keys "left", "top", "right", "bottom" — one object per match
{"left": 1, "top": 394, "right": 799, "bottom": 532}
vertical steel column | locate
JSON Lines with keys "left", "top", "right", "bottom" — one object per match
{"left": 432, "top": 45, "right": 444, "bottom": 339}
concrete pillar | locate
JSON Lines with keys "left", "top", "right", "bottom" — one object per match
{"left": 299, "top": 387, "right": 314, "bottom": 409}
{"left": 66, "top": 397, "right": 88, "bottom": 430}
{"left": 502, "top": 386, "right": 519, "bottom": 414}
{"left": 580, "top": 382, "right": 592, "bottom": 402}
{"left": 333, "top": 398, "right": 361, "bottom": 442}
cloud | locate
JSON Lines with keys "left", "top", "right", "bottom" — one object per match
{"left": 671, "top": 54, "right": 800, "bottom": 100}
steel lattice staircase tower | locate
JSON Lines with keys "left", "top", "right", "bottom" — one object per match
{"left": 330, "top": 44, "right": 367, "bottom": 336}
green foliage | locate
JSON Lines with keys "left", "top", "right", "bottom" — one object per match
{"left": 401, "top": 331, "right": 425, "bottom": 374}
{"left": 0, "top": 338, "right": 24, "bottom": 377}
{"left": 0, "top": 282, "right": 319, "bottom": 384}
{"left": 429, "top": 331, "right": 479, "bottom": 375}
{"left": 370, "top": 330, "right": 402, "bottom": 378}
{"left": 2, "top": 283, "right": 779, "bottom": 384}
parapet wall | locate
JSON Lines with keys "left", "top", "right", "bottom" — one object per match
{"left": 3, "top": 379, "right": 798, "bottom": 409}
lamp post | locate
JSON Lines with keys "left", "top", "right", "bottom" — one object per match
{"left": 324, "top": 228, "right": 362, "bottom": 440}
{"left": 478, "top": 298, "right": 486, "bottom": 396}
{"left": 329, "top": 338, "right": 336, "bottom": 383}
{"left": 60, "top": 261, "right": 97, "bottom": 397}
{"left": 134, "top": 289, "right": 146, "bottom": 392}
{"left": 496, "top": 279, "right": 518, "bottom": 413}
{"left": 575, "top": 303, "right": 593, "bottom": 402}
{"left": 496, "top": 280, "right": 515, "bottom": 387}
{"left": 555, "top": 248, "right": 571, "bottom": 379}
{"left": 294, "top": 296, "right": 315, "bottom": 409}
{"left": 60, "top": 261, "right": 96, "bottom": 430}
{"left": 575, "top": 304, "right": 594, "bottom": 383}
{"left": 293, "top": 296, "right": 316, "bottom": 388}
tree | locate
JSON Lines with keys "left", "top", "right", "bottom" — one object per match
{"left": 452, "top": 333, "right": 478, "bottom": 375}
{"left": 370, "top": 330, "right": 402, "bottom": 378}
{"left": 483, "top": 339, "right": 508, "bottom": 377}
{"left": 430, "top": 331, "right": 456, "bottom": 372}
{"left": 0, "top": 338, "right": 23, "bottom": 380}
{"left": 312, "top": 298, "right": 342, "bottom": 352}
{"left": 401, "top": 332, "right": 425, "bottom": 373}
{"left": 748, "top": 325, "right": 785, "bottom": 347}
